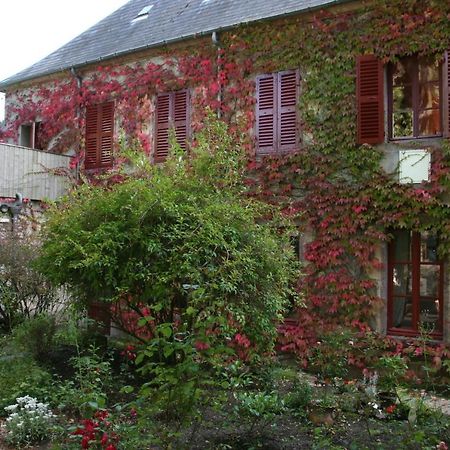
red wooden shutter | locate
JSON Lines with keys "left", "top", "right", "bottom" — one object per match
{"left": 85, "top": 102, "right": 114, "bottom": 169}
{"left": 174, "top": 90, "right": 189, "bottom": 151}
{"left": 155, "top": 93, "right": 171, "bottom": 161}
{"left": 443, "top": 50, "right": 450, "bottom": 138}
{"left": 155, "top": 90, "right": 189, "bottom": 161}
{"left": 278, "top": 70, "right": 300, "bottom": 152}
{"left": 356, "top": 55, "right": 384, "bottom": 144}
{"left": 85, "top": 105, "right": 99, "bottom": 169}
{"left": 100, "top": 102, "right": 114, "bottom": 168}
{"left": 256, "top": 74, "right": 277, "bottom": 154}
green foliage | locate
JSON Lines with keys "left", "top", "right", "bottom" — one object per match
{"left": 37, "top": 116, "right": 299, "bottom": 353}
{"left": 0, "top": 229, "right": 60, "bottom": 332}
{"left": 375, "top": 355, "right": 408, "bottom": 394}
{"left": 11, "top": 314, "right": 57, "bottom": 361}
{"left": 233, "top": 391, "right": 285, "bottom": 434}
{"left": 0, "top": 357, "right": 53, "bottom": 415}
{"left": 53, "top": 346, "right": 113, "bottom": 416}
{"left": 4, "top": 396, "right": 56, "bottom": 448}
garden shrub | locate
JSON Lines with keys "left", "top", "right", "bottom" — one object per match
{"left": 4, "top": 396, "right": 56, "bottom": 447}
{"left": 37, "top": 116, "right": 299, "bottom": 355}
{"left": 0, "top": 356, "right": 53, "bottom": 414}
{"left": 11, "top": 314, "right": 58, "bottom": 362}
{"left": 0, "top": 226, "right": 60, "bottom": 332}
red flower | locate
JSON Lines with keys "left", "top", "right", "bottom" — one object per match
{"left": 194, "top": 340, "right": 210, "bottom": 351}
{"left": 101, "top": 433, "right": 109, "bottom": 446}
{"left": 81, "top": 435, "right": 91, "bottom": 449}
{"left": 386, "top": 404, "right": 396, "bottom": 414}
{"left": 105, "top": 445, "right": 117, "bottom": 450}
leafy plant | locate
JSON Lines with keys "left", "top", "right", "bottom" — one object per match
{"left": 4, "top": 395, "right": 56, "bottom": 447}
{"left": 0, "top": 227, "right": 60, "bottom": 332}
{"left": 0, "top": 357, "right": 53, "bottom": 414}
{"left": 37, "top": 116, "right": 299, "bottom": 355}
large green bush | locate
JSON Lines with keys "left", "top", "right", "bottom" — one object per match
{"left": 37, "top": 117, "right": 299, "bottom": 353}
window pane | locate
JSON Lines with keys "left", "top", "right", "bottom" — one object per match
{"left": 420, "top": 264, "right": 439, "bottom": 297}
{"left": 393, "top": 111, "right": 413, "bottom": 137}
{"left": 418, "top": 56, "right": 440, "bottom": 83}
{"left": 419, "top": 298, "right": 440, "bottom": 332}
{"left": 420, "top": 232, "right": 439, "bottom": 262}
{"left": 392, "top": 57, "right": 414, "bottom": 86}
{"left": 393, "top": 264, "right": 412, "bottom": 295}
{"left": 392, "top": 230, "right": 411, "bottom": 261}
{"left": 393, "top": 85, "right": 413, "bottom": 109}
{"left": 392, "top": 297, "right": 412, "bottom": 328}
{"left": 418, "top": 109, "right": 440, "bottom": 136}
{"left": 419, "top": 83, "right": 440, "bottom": 109}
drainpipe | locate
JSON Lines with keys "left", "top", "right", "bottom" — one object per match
{"left": 212, "top": 31, "right": 222, "bottom": 119}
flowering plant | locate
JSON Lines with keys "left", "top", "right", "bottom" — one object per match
{"left": 4, "top": 395, "right": 56, "bottom": 447}
{"left": 72, "top": 410, "right": 119, "bottom": 449}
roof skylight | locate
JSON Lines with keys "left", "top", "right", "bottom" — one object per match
{"left": 132, "top": 4, "right": 154, "bottom": 23}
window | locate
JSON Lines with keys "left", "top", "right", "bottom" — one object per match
{"left": 388, "top": 230, "right": 444, "bottom": 338}
{"left": 356, "top": 51, "right": 450, "bottom": 144}
{"left": 85, "top": 102, "right": 114, "bottom": 170}
{"left": 256, "top": 70, "right": 300, "bottom": 154}
{"left": 154, "top": 90, "right": 189, "bottom": 162}
{"left": 388, "top": 55, "right": 441, "bottom": 139}
{"left": 20, "top": 121, "right": 42, "bottom": 149}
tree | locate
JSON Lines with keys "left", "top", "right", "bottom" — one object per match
{"left": 37, "top": 116, "right": 299, "bottom": 353}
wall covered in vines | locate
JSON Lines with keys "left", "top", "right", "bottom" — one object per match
{"left": 1, "top": 0, "right": 450, "bottom": 344}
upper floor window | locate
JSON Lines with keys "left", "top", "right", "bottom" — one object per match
{"left": 388, "top": 55, "right": 442, "bottom": 139}
{"left": 20, "top": 121, "right": 42, "bottom": 149}
{"left": 255, "top": 70, "right": 300, "bottom": 154}
{"left": 155, "top": 90, "right": 189, "bottom": 162}
{"left": 356, "top": 52, "right": 450, "bottom": 145}
{"left": 85, "top": 102, "right": 114, "bottom": 170}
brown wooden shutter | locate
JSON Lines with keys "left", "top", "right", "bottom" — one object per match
{"left": 278, "top": 70, "right": 300, "bottom": 152}
{"left": 443, "top": 50, "right": 450, "bottom": 138}
{"left": 155, "top": 90, "right": 189, "bottom": 161}
{"left": 174, "top": 90, "right": 189, "bottom": 151}
{"left": 155, "top": 93, "right": 171, "bottom": 161}
{"left": 85, "top": 102, "right": 114, "bottom": 169}
{"left": 256, "top": 74, "right": 277, "bottom": 154}
{"left": 100, "top": 102, "right": 114, "bottom": 167}
{"left": 85, "top": 105, "right": 99, "bottom": 169}
{"left": 356, "top": 55, "right": 384, "bottom": 144}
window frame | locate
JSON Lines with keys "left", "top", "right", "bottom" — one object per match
{"left": 387, "top": 55, "right": 443, "bottom": 140}
{"left": 387, "top": 230, "right": 444, "bottom": 339}
{"left": 19, "top": 121, "right": 42, "bottom": 149}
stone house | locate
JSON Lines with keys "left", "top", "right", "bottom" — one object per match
{"left": 0, "top": 0, "right": 449, "bottom": 342}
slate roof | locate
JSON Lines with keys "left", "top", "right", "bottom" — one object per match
{"left": 0, "top": 0, "right": 349, "bottom": 89}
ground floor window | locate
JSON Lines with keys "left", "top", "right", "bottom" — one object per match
{"left": 388, "top": 230, "right": 443, "bottom": 338}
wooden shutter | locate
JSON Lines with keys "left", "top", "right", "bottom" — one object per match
{"left": 174, "top": 90, "right": 189, "bottom": 151}
{"left": 356, "top": 55, "right": 384, "bottom": 144}
{"left": 85, "top": 105, "right": 99, "bottom": 169}
{"left": 256, "top": 74, "right": 277, "bottom": 154}
{"left": 278, "top": 70, "right": 300, "bottom": 152}
{"left": 155, "top": 90, "right": 189, "bottom": 161}
{"left": 155, "top": 93, "right": 171, "bottom": 161}
{"left": 443, "top": 50, "right": 450, "bottom": 138}
{"left": 100, "top": 102, "right": 114, "bottom": 167}
{"left": 85, "top": 102, "right": 114, "bottom": 169}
